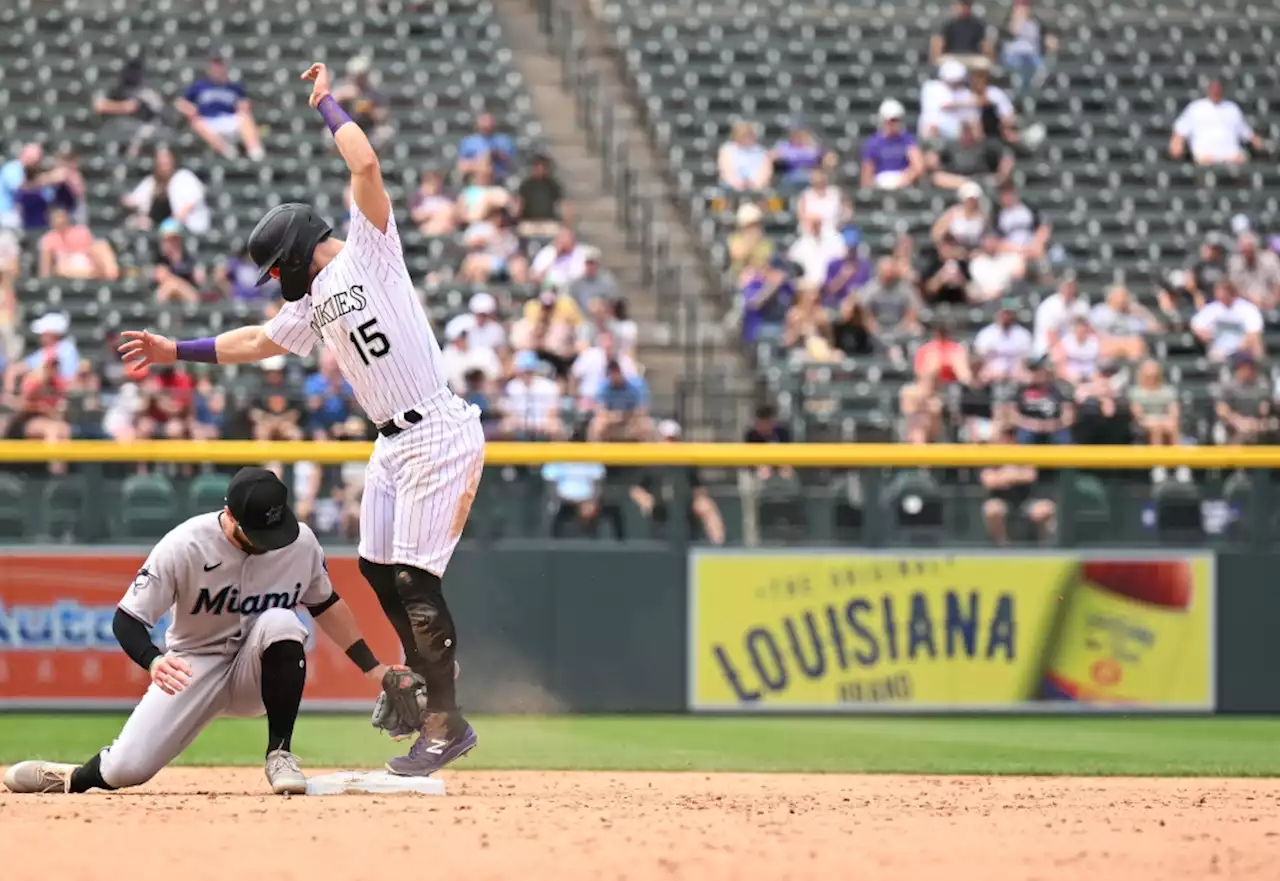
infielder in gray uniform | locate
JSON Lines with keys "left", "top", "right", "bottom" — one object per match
{"left": 117, "top": 62, "right": 481, "bottom": 775}
{"left": 2, "top": 468, "right": 395, "bottom": 796}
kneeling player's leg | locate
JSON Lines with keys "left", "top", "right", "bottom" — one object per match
{"left": 225, "top": 608, "right": 309, "bottom": 748}
{"left": 225, "top": 608, "right": 309, "bottom": 794}
{"left": 84, "top": 654, "right": 232, "bottom": 791}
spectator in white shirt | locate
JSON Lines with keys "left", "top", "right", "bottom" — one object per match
{"left": 122, "top": 146, "right": 210, "bottom": 234}
{"left": 1033, "top": 273, "right": 1089, "bottom": 353}
{"left": 718, "top": 120, "right": 773, "bottom": 191}
{"left": 530, "top": 225, "right": 588, "bottom": 288}
{"left": 501, "top": 350, "right": 565, "bottom": 439}
{"left": 919, "top": 60, "right": 978, "bottom": 143}
{"left": 1170, "top": 80, "right": 1263, "bottom": 166}
{"left": 465, "top": 291, "right": 508, "bottom": 351}
{"left": 968, "top": 234, "right": 1025, "bottom": 302}
{"left": 787, "top": 216, "right": 847, "bottom": 286}
{"left": 441, "top": 315, "right": 502, "bottom": 395}
{"left": 569, "top": 329, "right": 638, "bottom": 401}
{"left": 1089, "top": 285, "right": 1158, "bottom": 361}
{"left": 1228, "top": 232, "right": 1280, "bottom": 308}
{"left": 795, "top": 169, "right": 844, "bottom": 235}
{"left": 974, "top": 299, "right": 1033, "bottom": 382}
{"left": 1191, "top": 279, "right": 1264, "bottom": 362}
{"left": 1053, "top": 315, "right": 1101, "bottom": 384}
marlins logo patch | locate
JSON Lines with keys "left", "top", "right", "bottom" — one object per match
{"left": 131, "top": 567, "right": 155, "bottom": 594}
{"left": 265, "top": 504, "right": 285, "bottom": 526}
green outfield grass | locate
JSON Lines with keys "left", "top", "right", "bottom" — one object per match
{"left": 3, "top": 715, "right": 1280, "bottom": 776}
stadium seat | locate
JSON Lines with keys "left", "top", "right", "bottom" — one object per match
{"left": 0, "top": 474, "right": 29, "bottom": 538}
{"left": 188, "top": 473, "right": 232, "bottom": 517}
{"left": 41, "top": 475, "right": 90, "bottom": 540}
{"left": 119, "top": 473, "right": 181, "bottom": 538}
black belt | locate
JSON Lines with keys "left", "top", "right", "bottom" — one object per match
{"left": 376, "top": 408, "right": 423, "bottom": 437}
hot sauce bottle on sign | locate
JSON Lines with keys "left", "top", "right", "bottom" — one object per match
{"left": 1040, "top": 559, "right": 1196, "bottom": 704}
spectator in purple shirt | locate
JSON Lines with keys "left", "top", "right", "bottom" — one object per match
{"left": 771, "top": 121, "right": 834, "bottom": 189}
{"left": 218, "top": 242, "right": 280, "bottom": 303}
{"left": 860, "top": 100, "right": 925, "bottom": 190}
{"left": 740, "top": 258, "right": 794, "bottom": 344}
{"left": 821, "top": 239, "right": 873, "bottom": 308}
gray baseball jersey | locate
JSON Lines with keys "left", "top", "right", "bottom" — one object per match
{"left": 263, "top": 200, "right": 448, "bottom": 425}
{"left": 118, "top": 512, "right": 333, "bottom": 655}
{"left": 98, "top": 512, "right": 329, "bottom": 789}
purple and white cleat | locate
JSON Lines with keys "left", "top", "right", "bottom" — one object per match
{"left": 386, "top": 714, "right": 477, "bottom": 777}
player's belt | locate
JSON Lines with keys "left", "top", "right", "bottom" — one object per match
{"left": 376, "top": 408, "right": 424, "bottom": 438}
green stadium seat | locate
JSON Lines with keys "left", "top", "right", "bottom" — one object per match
{"left": 119, "top": 473, "right": 181, "bottom": 538}
{"left": 884, "top": 470, "right": 945, "bottom": 547}
{"left": 0, "top": 474, "right": 30, "bottom": 539}
{"left": 189, "top": 473, "right": 232, "bottom": 517}
{"left": 1065, "top": 474, "right": 1114, "bottom": 545}
{"left": 42, "top": 475, "right": 89, "bottom": 540}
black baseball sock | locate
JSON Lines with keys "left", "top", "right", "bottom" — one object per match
{"left": 394, "top": 566, "right": 458, "bottom": 712}
{"left": 260, "top": 639, "right": 307, "bottom": 756}
{"left": 359, "top": 557, "right": 426, "bottom": 672}
{"left": 68, "top": 753, "right": 115, "bottom": 793}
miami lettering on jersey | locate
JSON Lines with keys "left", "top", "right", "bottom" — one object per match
{"left": 118, "top": 512, "right": 333, "bottom": 656}
{"left": 190, "top": 583, "right": 304, "bottom": 616}
{"left": 310, "top": 284, "right": 370, "bottom": 336}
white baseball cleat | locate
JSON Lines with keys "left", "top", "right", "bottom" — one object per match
{"left": 3, "top": 761, "right": 76, "bottom": 794}
{"left": 265, "top": 749, "right": 307, "bottom": 795}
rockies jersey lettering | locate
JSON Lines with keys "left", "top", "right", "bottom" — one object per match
{"left": 265, "top": 200, "right": 449, "bottom": 424}
{"left": 117, "top": 512, "right": 333, "bottom": 655}
{"left": 309, "top": 284, "right": 370, "bottom": 335}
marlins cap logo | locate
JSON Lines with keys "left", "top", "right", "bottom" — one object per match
{"left": 265, "top": 504, "right": 285, "bottom": 526}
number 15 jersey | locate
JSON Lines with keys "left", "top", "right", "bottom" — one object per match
{"left": 264, "top": 200, "right": 448, "bottom": 425}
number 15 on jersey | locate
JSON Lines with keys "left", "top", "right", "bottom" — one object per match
{"left": 349, "top": 318, "right": 391, "bottom": 365}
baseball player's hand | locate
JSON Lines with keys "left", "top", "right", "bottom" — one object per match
{"left": 119, "top": 330, "right": 178, "bottom": 368}
{"left": 150, "top": 654, "right": 194, "bottom": 695}
{"left": 301, "top": 63, "right": 332, "bottom": 109}
{"left": 366, "top": 663, "right": 398, "bottom": 683}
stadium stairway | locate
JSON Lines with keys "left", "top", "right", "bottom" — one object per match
{"left": 501, "top": 0, "right": 746, "bottom": 436}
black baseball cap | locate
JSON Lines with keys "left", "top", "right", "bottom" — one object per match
{"left": 225, "top": 467, "right": 300, "bottom": 551}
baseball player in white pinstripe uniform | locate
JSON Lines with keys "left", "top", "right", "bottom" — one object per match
{"left": 119, "top": 62, "right": 482, "bottom": 775}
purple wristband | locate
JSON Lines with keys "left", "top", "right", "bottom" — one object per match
{"left": 317, "top": 95, "right": 351, "bottom": 135}
{"left": 175, "top": 338, "right": 218, "bottom": 363}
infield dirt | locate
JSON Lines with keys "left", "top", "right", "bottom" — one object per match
{"left": 1, "top": 769, "right": 1277, "bottom": 880}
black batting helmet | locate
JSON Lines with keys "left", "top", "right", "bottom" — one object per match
{"left": 247, "top": 203, "right": 333, "bottom": 302}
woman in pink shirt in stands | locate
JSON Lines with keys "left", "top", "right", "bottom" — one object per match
{"left": 37, "top": 208, "right": 119, "bottom": 280}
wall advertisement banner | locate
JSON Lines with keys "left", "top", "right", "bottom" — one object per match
{"left": 0, "top": 551, "right": 401, "bottom": 709}
{"left": 688, "top": 551, "right": 1215, "bottom": 712}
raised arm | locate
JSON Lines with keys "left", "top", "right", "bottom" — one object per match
{"left": 303, "top": 62, "right": 390, "bottom": 232}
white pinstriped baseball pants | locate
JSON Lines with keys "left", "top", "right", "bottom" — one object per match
{"left": 358, "top": 389, "right": 486, "bottom": 576}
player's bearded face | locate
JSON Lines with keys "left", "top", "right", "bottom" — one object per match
{"left": 230, "top": 520, "right": 268, "bottom": 555}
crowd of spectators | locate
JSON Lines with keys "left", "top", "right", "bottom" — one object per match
{"left": 0, "top": 49, "right": 709, "bottom": 542}
{"left": 713, "top": 0, "right": 1280, "bottom": 543}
